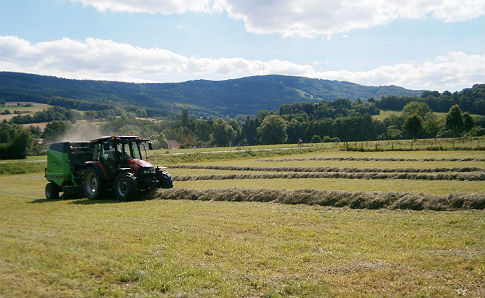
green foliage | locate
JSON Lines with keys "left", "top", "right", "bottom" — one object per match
{"left": 0, "top": 123, "right": 34, "bottom": 159}
{"left": 446, "top": 105, "right": 465, "bottom": 137}
{"left": 311, "top": 135, "right": 321, "bottom": 143}
{"left": 463, "top": 112, "right": 475, "bottom": 132}
{"left": 403, "top": 114, "right": 424, "bottom": 140}
{"left": 376, "top": 84, "right": 484, "bottom": 115}
{"left": 401, "top": 102, "right": 432, "bottom": 119}
{"left": 258, "top": 115, "right": 287, "bottom": 145}
{"left": 42, "top": 121, "right": 71, "bottom": 143}
{"left": 211, "top": 118, "right": 236, "bottom": 146}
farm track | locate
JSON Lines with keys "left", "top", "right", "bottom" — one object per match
{"left": 156, "top": 188, "right": 485, "bottom": 211}
{"left": 173, "top": 171, "right": 485, "bottom": 181}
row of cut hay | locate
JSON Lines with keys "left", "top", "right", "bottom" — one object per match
{"left": 173, "top": 171, "right": 485, "bottom": 181}
{"left": 155, "top": 188, "right": 485, "bottom": 211}
{"left": 259, "top": 157, "right": 485, "bottom": 162}
{"left": 170, "top": 164, "right": 484, "bottom": 173}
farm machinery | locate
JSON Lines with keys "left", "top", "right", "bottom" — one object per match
{"left": 44, "top": 136, "right": 173, "bottom": 200}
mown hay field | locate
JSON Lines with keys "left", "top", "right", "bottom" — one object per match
{"left": 0, "top": 148, "right": 484, "bottom": 297}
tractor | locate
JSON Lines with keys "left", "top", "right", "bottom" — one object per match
{"left": 44, "top": 136, "right": 173, "bottom": 200}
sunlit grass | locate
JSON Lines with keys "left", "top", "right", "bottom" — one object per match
{"left": 174, "top": 177, "right": 484, "bottom": 195}
{"left": 0, "top": 174, "right": 483, "bottom": 297}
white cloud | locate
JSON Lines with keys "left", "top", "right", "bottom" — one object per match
{"left": 311, "top": 51, "right": 485, "bottom": 91}
{"left": 0, "top": 36, "right": 482, "bottom": 91}
{"left": 70, "top": 0, "right": 485, "bottom": 37}
{"left": 70, "top": 0, "right": 224, "bottom": 14}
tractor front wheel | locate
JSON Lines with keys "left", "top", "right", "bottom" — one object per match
{"left": 114, "top": 172, "right": 138, "bottom": 201}
{"left": 45, "top": 182, "right": 60, "bottom": 200}
{"left": 84, "top": 167, "right": 104, "bottom": 199}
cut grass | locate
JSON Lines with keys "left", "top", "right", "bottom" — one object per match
{"left": 156, "top": 188, "right": 485, "bottom": 210}
{"left": 0, "top": 174, "right": 483, "bottom": 297}
{"left": 174, "top": 177, "right": 484, "bottom": 195}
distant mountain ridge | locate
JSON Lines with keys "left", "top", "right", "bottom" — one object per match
{"left": 0, "top": 71, "right": 423, "bottom": 116}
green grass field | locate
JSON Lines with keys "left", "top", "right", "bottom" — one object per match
{"left": 0, "top": 146, "right": 484, "bottom": 297}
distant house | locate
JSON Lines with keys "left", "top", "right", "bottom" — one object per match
{"left": 166, "top": 140, "right": 180, "bottom": 149}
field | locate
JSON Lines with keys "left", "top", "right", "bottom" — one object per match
{"left": 0, "top": 102, "right": 51, "bottom": 121}
{"left": 0, "top": 146, "right": 484, "bottom": 297}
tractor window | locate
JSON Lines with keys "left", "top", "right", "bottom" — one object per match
{"left": 92, "top": 144, "right": 101, "bottom": 160}
{"left": 129, "top": 142, "right": 142, "bottom": 160}
{"left": 101, "top": 141, "right": 115, "bottom": 160}
{"left": 114, "top": 142, "right": 142, "bottom": 160}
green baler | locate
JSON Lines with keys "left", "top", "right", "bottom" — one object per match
{"left": 45, "top": 142, "right": 92, "bottom": 199}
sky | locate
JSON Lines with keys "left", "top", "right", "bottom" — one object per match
{"left": 0, "top": 0, "right": 484, "bottom": 92}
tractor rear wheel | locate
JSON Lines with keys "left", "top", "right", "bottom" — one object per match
{"left": 84, "top": 167, "right": 104, "bottom": 199}
{"left": 45, "top": 182, "right": 60, "bottom": 200}
{"left": 114, "top": 172, "right": 138, "bottom": 201}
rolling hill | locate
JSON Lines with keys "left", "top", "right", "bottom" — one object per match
{"left": 0, "top": 71, "right": 423, "bottom": 117}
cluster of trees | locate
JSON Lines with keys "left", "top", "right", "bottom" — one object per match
{"left": 0, "top": 123, "right": 42, "bottom": 159}
{"left": 9, "top": 107, "right": 80, "bottom": 124}
{"left": 375, "top": 84, "right": 484, "bottom": 115}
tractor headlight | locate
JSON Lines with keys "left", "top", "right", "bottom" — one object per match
{"left": 142, "top": 167, "right": 156, "bottom": 174}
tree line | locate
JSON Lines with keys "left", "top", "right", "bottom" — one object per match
{"left": 1, "top": 83, "right": 484, "bottom": 158}
{"left": 375, "top": 84, "right": 484, "bottom": 115}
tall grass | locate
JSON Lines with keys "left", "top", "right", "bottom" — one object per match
{"left": 156, "top": 188, "right": 485, "bottom": 211}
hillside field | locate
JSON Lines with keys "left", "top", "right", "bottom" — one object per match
{"left": 0, "top": 147, "right": 484, "bottom": 297}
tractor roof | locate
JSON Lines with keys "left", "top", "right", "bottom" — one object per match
{"left": 90, "top": 136, "right": 143, "bottom": 143}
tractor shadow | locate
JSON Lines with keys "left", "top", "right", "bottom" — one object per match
{"left": 29, "top": 191, "right": 158, "bottom": 204}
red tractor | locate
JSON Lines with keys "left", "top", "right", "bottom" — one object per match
{"left": 45, "top": 136, "right": 173, "bottom": 201}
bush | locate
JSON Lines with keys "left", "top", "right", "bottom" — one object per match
{"left": 311, "top": 135, "right": 321, "bottom": 143}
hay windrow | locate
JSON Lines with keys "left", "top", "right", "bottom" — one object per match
{"left": 170, "top": 164, "right": 484, "bottom": 173}
{"left": 173, "top": 171, "right": 485, "bottom": 181}
{"left": 155, "top": 188, "right": 485, "bottom": 211}
{"left": 258, "top": 157, "right": 485, "bottom": 162}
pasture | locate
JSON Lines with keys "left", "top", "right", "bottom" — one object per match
{"left": 0, "top": 147, "right": 484, "bottom": 297}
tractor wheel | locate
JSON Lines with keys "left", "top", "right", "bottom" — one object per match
{"left": 157, "top": 171, "right": 173, "bottom": 189}
{"left": 114, "top": 172, "right": 138, "bottom": 201}
{"left": 84, "top": 167, "right": 104, "bottom": 199}
{"left": 45, "top": 182, "right": 60, "bottom": 200}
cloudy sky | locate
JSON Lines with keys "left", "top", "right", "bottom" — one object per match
{"left": 0, "top": 0, "right": 483, "bottom": 91}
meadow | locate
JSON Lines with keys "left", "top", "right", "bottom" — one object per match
{"left": 0, "top": 144, "right": 484, "bottom": 297}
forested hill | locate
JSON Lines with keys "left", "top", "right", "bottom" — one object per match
{"left": 0, "top": 71, "right": 422, "bottom": 117}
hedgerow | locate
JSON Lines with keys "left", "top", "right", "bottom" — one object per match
{"left": 155, "top": 188, "right": 485, "bottom": 211}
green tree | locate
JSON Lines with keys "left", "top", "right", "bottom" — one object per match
{"left": 423, "top": 116, "right": 442, "bottom": 143}
{"left": 42, "top": 121, "right": 71, "bottom": 143}
{"left": 181, "top": 109, "right": 190, "bottom": 128}
{"left": 157, "top": 132, "right": 169, "bottom": 149}
{"left": 401, "top": 102, "right": 432, "bottom": 119}
{"left": 211, "top": 118, "right": 236, "bottom": 147}
{"left": 194, "top": 120, "right": 211, "bottom": 143}
{"left": 257, "top": 115, "right": 287, "bottom": 145}
{"left": 445, "top": 105, "right": 464, "bottom": 137}
{"left": 462, "top": 112, "right": 475, "bottom": 133}
{"left": 403, "top": 114, "right": 424, "bottom": 141}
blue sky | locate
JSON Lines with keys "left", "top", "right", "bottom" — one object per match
{"left": 0, "top": 0, "right": 483, "bottom": 91}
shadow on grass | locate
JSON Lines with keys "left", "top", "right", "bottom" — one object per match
{"left": 29, "top": 192, "right": 158, "bottom": 204}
